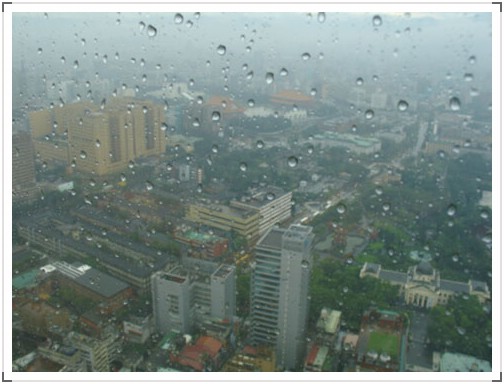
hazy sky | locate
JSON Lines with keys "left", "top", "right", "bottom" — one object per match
{"left": 12, "top": 12, "right": 492, "bottom": 101}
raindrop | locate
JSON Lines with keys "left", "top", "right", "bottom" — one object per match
{"left": 174, "top": 13, "right": 184, "bottom": 24}
{"left": 265, "top": 72, "right": 274, "bottom": 84}
{"left": 310, "top": 88, "right": 317, "bottom": 96}
{"left": 307, "top": 144, "right": 314, "bottom": 154}
{"left": 317, "top": 12, "right": 326, "bottom": 23}
{"left": 336, "top": 203, "right": 346, "bottom": 214}
{"left": 480, "top": 210, "right": 489, "bottom": 219}
{"left": 239, "top": 162, "right": 248, "bottom": 172}
{"left": 256, "top": 140, "right": 264, "bottom": 149}
{"left": 449, "top": 97, "right": 461, "bottom": 111}
{"left": 37, "top": 47, "right": 43, "bottom": 54}
{"left": 242, "top": 63, "right": 248, "bottom": 71}
{"left": 217, "top": 44, "right": 226, "bottom": 55}
{"left": 456, "top": 327, "right": 466, "bottom": 336}
{"left": 464, "top": 73, "right": 473, "bottom": 82}
{"left": 120, "top": 173, "right": 126, "bottom": 182}
{"left": 73, "top": 60, "right": 79, "bottom": 69}
{"left": 80, "top": 150, "right": 87, "bottom": 159}
{"left": 161, "top": 122, "right": 168, "bottom": 131}
{"left": 247, "top": 99, "right": 255, "bottom": 107}
{"left": 365, "top": 109, "right": 374, "bottom": 119}
{"left": 287, "top": 156, "right": 298, "bottom": 168}
{"left": 147, "top": 25, "right": 157, "bottom": 37}
{"left": 145, "top": 181, "right": 154, "bottom": 191}
{"left": 60, "top": 56, "right": 66, "bottom": 64}
{"left": 280, "top": 67, "right": 288, "bottom": 76}
{"left": 382, "top": 202, "right": 391, "bottom": 212}
{"left": 194, "top": 12, "right": 200, "bottom": 19}
{"left": 95, "top": 139, "right": 101, "bottom": 148}
{"left": 246, "top": 71, "right": 254, "bottom": 80}
{"left": 356, "top": 77, "right": 364, "bottom": 86}
{"left": 375, "top": 186, "right": 383, "bottom": 195}
{"left": 211, "top": 111, "right": 221, "bottom": 121}
{"left": 301, "top": 260, "right": 309, "bottom": 268}
{"left": 446, "top": 204, "right": 457, "bottom": 216}
{"left": 266, "top": 192, "right": 276, "bottom": 201}
{"left": 437, "top": 150, "right": 446, "bottom": 159}
{"left": 372, "top": 15, "right": 382, "bottom": 26}
{"left": 301, "top": 52, "right": 311, "bottom": 61}
{"left": 128, "top": 160, "right": 135, "bottom": 169}
{"left": 452, "top": 254, "right": 459, "bottom": 263}
{"left": 186, "top": 20, "right": 194, "bottom": 28}
{"left": 192, "top": 118, "right": 200, "bottom": 127}
{"left": 196, "top": 95, "right": 203, "bottom": 104}
{"left": 139, "top": 21, "right": 146, "bottom": 31}
{"left": 468, "top": 55, "right": 476, "bottom": 64}
{"left": 211, "top": 144, "right": 219, "bottom": 153}
{"left": 397, "top": 100, "right": 409, "bottom": 111}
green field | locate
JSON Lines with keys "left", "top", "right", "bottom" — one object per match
{"left": 367, "top": 331, "right": 400, "bottom": 359}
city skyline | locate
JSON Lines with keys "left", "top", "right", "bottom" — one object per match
{"left": 3, "top": 3, "right": 500, "bottom": 381}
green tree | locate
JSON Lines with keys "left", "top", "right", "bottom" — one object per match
{"left": 427, "top": 295, "right": 491, "bottom": 361}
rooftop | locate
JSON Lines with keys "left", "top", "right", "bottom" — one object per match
{"left": 256, "top": 227, "right": 284, "bottom": 250}
{"left": 378, "top": 269, "right": 408, "bottom": 284}
{"left": 440, "top": 352, "right": 491, "bottom": 372}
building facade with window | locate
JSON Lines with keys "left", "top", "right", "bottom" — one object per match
{"left": 250, "top": 224, "right": 314, "bottom": 370}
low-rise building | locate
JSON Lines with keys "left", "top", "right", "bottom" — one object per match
{"left": 360, "top": 261, "right": 491, "bottom": 308}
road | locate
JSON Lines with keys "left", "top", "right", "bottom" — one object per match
{"left": 406, "top": 310, "right": 433, "bottom": 370}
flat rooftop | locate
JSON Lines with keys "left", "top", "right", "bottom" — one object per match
{"left": 256, "top": 227, "right": 284, "bottom": 250}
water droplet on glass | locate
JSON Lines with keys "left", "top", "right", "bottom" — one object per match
{"left": 193, "top": 118, "right": 200, "bottom": 127}
{"left": 452, "top": 254, "right": 459, "bottom": 262}
{"left": 301, "top": 52, "right": 311, "bottom": 61}
{"left": 365, "top": 109, "right": 374, "bottom": 119}
{"left": 310, "top": 88, "right": 317, "bottom": 96}
{"left": 174, "top": 13, "right": 184, "bottom": 24}
{"left": 480, "top": 210, "right": 489, "bottom": 219}
{"left": 382, "top": 202, "right": 391, "bottom": 212}
{"left": 287, "top": 156, "right": 298, "bottom": 168}
{"left": 247, "top": 99, "right": 255, "bottom": 107}
{"left": 265, "top": 72, "right": 274, "bottom": 84}
{"left": 256, "top": 140, "right": 264, "bottom": 149}
{"left": 217, "top": 44, "right": 226, "bottom": 55}
{"left": 37, "top": 47, "right": 43, "bottom": 54}
{"left": 120, "top": 173, "right": 126, "bottom": 182}
{"left": 372, "top": 15, "right": 382, "bottom": 26}
{"left": 468, "top": 55, "right": 476, "bottom": 64}
{"left": 196, "top": 95, "right": 204, "bottom": 105}
{"left": 307, "top": 144, "right": 314, "bottom": 154}
{"left": 446, "top": 204, "right": 457, "bottom": 216}
{"left": 211, "top": 111, "right": 221, "bottom": 121}
{"left": 239, "top": 162, "right": 248, "bottom": 172}
{"left": 139, "top": 21, "right": 146, "bottom": 31}
{"left": 375, "top": 186, "right": 383, "bottom": 195}
{"left": 211, "top": 144, "right": 219, "bottom": 153}
{"left": 73, "top": 60, "right": 79, "bottom": 69}
{"left": 464, "top": 73, "right": 474, "bottom": 82}
{"left": 145, "top": 181, "right": 154, "bottom": 191}
{"left": 397, "top": 100, "right": 409, "bottom": 111}
{"left": 336, "top": 203, "right": 346, "bottom": 214}
{"left": 266, "top": 192, "right": 276, "bottom": 201}
{"left": 449, "top": 97, "right": 461, "bottom": 111}
{"left": 128, "top": 160, "right": 135, "bottom": 169}
{"left": 280, "top": 67, "right": 288, "bottom": 76}
{"left": 356, "top": 77, "right": 364, "bottom": 86}
{"left": 95, "top": 139, "right": 101, "bottom": 148}
{"left": 301, "top": 260, "right": 309, "bottom": 268}
{"left": 246, "top": 71, "right": 254, "bottom": 80}
{"left": 317, "top": 12, "right": 326, "bottom": 23}
{"left": 79, "top": 150, "right": 87, "bottom": 159}
{"left": 147, "top": 24, "right": 157, "bottom": 37}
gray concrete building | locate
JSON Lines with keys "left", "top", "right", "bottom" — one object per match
{"left": 151, "top": 262, "right": 236, "bottom": 335}
{"left": 250, "top": 224, "right": 314, "bottom": 370}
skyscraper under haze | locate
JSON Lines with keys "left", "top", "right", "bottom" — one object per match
{"left": 250, "top": 224, "right": 314, "bottom": 370}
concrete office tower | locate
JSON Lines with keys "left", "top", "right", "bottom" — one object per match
{"left": 151, "top": 263, "right": 236, "bottom": 335}
{"left": 12, "top": 132, "right": 38, "bottom": 204}
{"left": 151, "top": 268, "right": 192, "bottom": 334}
{"left": 250, "top": 224, "right": 314, "bottom": 370}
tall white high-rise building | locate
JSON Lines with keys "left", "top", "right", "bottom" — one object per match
{"left": 250, "top": 224, "right": 314, "bottom": 370}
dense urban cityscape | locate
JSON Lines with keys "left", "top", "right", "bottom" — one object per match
{"left": 9, "top": 9, "right": 494, "bottom": 375}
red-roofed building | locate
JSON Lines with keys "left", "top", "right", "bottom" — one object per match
{"left": 271, "top": 90, "right": 314, "bottom": 106}
{"left": 171, "top": 336, "right": 224, "bottom": 372}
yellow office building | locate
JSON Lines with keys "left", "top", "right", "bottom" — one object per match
{"left": 29, "top": 99, "right": 167, "bottom": 176}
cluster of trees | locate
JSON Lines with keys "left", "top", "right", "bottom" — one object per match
{"left": 427, "top": 295, "right": 491, "bottom": 362}
{"left": 309, "top": 258, "right": 400, "bottom": 331}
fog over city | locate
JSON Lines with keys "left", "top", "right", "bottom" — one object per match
{"left": 9, "top": 9, "right": 496, "bottom": 377}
